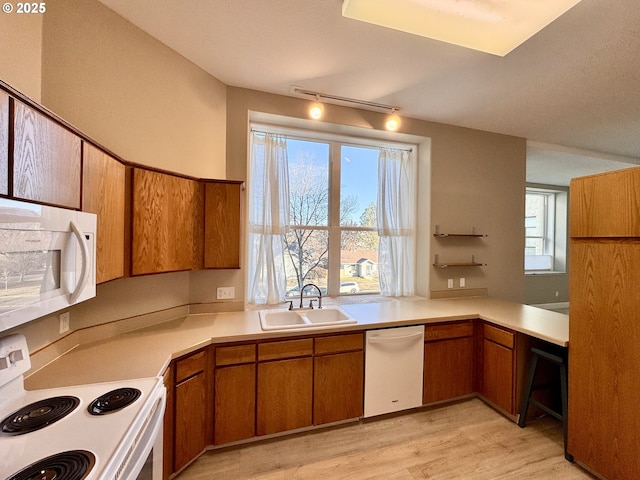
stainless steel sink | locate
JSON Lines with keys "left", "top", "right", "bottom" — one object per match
{"left": 258, "top": 305, "right": 356, "bottom": 331}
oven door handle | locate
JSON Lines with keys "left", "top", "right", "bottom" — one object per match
{"left": 69, "top": 220, "right": 90, "bottom": 304}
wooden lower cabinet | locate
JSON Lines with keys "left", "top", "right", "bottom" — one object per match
{"left": 423, "top": 322, "right": 474, "bottom": 404}
{"left": 214, "top": 364, "right": 256, "bottom": 444}
{"left": 257, "top": 357, "right": 313, "bottom": 435}
{"left": 481, "top": 324, "right": 515, "bottom": 415}
{"left": 314, "top": 333, "right": 364, "bottom": 424}
{"left": 173, "top": 349, "right": 209, "bottom": 473}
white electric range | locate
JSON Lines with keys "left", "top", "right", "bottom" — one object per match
{"left": 0, "top": 334, "right": 166, "bottom": 480}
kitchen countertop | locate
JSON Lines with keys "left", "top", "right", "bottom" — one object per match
{"left": 24, "top": 296, "right": 568, "bottom": 390}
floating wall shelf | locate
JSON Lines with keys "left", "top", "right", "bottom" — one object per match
{"left": 433, "top": 225, "right": 487, "bottom": 237}
{"left": 433, "top": 254, "right": 486, "bottom": 269}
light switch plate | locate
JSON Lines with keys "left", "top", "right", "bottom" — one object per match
{"left": 217, "top": 287, "right": 235, "bottom": 300}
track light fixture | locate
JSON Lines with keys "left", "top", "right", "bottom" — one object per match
{"left": 308, "top": 94, "right": 324, "bottom": 120}
{"left": 293, "top": 87, "right": 400, "bottom": 129}
{"left": 385, "top": 109, "right": 401, "bottom": 131}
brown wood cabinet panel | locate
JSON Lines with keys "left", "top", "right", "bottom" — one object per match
{"left": 423, "top": 336, "right": 474, "bottom": 404}
{"left": 204, "top": 181, "right": 242, "bottom": 269}
{"left": 257, "top": 357, "right": 313, "bottom": 436}
{"left": 174, "top": 373, "right": 207, "bottom": 472}
{"left": 162, "top": 365, "right": 174, "bottom": 480}
{"left": 571, "top": 169, "right": 640, "bottom": 238}
{"left": 13, "top": 101, "right": 81, "bottom": 208}
{"left": 314, "top": 333, "right": 363, "bottom": 355}
{"left": 175, "top": 349, "right": 207, "bottom": 383}
{"left": 424, "top": 321, "right": 473, "bottom": 341}
{"left": 258, "top": 338, "right": 313, "bottom": 361}
{"left": 0, "top": 91, "right": 8, "bottom": 195}
{"left": 482, "top": 338, "right": 514, "bottom": 414}
{"left": 314, "top": 351, "right": 363, "bottom": 425}
{"left": 215, "top": 344, "right": 256, "bottom": 366}
{"left": 214, "top": 363, "right": 256, "bottom": 445}
{"left": 82, "top": 143, "right": 126, "bottom": 283}
{"left": 483, "top": 323, "right": 514, "bottom": 349}
{"left": 131, "top": 168, "right": 204, "bottom": 275}
{"left": 568, "top": 241, "right": 640, "bottom": 478}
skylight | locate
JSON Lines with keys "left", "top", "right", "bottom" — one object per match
{"left": 342, "top": 0, "right": 583, "bottom": 56}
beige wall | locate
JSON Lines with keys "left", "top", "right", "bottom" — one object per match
{"left": 40, "top": 0, "right": 226, "bottom": 179}
{"left": 227, "top": 87, "right": 526, "bottom": 303}
{"left": 0, "top": 10, "right": 42, "bottom": 101}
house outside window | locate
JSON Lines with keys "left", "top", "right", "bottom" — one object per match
{"left": 525, "top": 187, "right": 567, "bottom": 273}
{"left": 248, "top": 127, "right": 415, "bottom": 301}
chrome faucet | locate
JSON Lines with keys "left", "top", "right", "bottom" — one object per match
{"left": 300, "top": 283, "right": 323, "bottom": 309}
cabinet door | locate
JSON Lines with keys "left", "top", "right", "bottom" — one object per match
{"left": 204, "top": 181, "right": 242, "bottom": 269}
{"left": 0, "top": 91, "right": 8, "bottom": 195}
{"left": 257, "top": 357, "right": 313, "bottom": 436}
{"left": 174, "top": 373, "right": 207, "bottom": 472}
{"left": 571, "top": 169, "right": 640, "bottom": 237}
{"left": 482, "top": 338, "right": 514, "bottom": 414}
{"left": 314, "top": 351, "right": 363, "bottom": 425}
{"left": 214, "top": 364, "right": 256, "bottom": 445}
{"left": 13, "top": 101, "right": 81, "bottom": 209}
{"left": 423, "top": 336, "right": 474, "bottom": 404}
{"left": 131, "top": 168, "right": 204, "bottom": 275}
{"left": 568, "top": 242, "right": 640, "bottom": 478}
{"left": 82, "top": 143, "right": 126, "bottom": 283}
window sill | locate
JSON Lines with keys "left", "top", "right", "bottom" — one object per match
{"left": 525, "top": 271, "right": 566, "bottom": 276}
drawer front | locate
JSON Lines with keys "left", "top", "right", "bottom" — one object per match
{"left": 483, "top": 324, "right": 514, "bottom": 349}
{"left": 424, "top": 322, "right": 474, "bottom": 341}
{"left": 215, "top": 344, "right": 256, "bottom": 366}
{"left": 314, "top": 333, "right": 364, "bottom": 355}
{"left": 175, "top": 349, "right": 207, "bottom": 383}
{"left": 258, "top": 338, "right": 314, "bottom": 361}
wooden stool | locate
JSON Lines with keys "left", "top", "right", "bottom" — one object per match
{"left": 517, "top": 346, "right": 572, "bottom": 461}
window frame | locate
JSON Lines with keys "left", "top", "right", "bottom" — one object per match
{"left": 250, "top": 124, "right": 415, "bottom": 297}
{"left": 525, "top": 186, "right": 567, "bottom": 274}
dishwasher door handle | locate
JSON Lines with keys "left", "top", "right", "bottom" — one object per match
{"left": 367, "top": 331, "right": 424, "bottom": 344}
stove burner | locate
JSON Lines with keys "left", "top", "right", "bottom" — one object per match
{"left": 6, "top": 450, "right": 95, "bottom": 480}
{"left": 0, "top": 396, "right": 80, "bottom": 436}
{"left": 87, "top": 387, "right": 141, "bottom": 415}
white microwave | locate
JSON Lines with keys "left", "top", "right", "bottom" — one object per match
{"left": 0, "top": 198, "right": 97, "bottom": 332}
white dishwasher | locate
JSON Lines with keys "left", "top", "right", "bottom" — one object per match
{"left": 364, "top": 325, "right": 425, "bottom": 417}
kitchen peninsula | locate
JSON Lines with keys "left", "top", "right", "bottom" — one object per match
{"left": 24, "top": 296, "right": 568, "bottom": 478}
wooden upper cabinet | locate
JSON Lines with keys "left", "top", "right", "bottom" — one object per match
{"left": 131, "top": 168, "right": 204, "bottom": 275}
{"left": 13, "top": 101, "right": 81, "bottom": 209}
{"left": 571, "top": 167, "right": 640, "bottom": 238}
{"left": 204, "top": 181, "right": 242, "bottom": 269}
{"left": 82, "top": 143, "right": 126, "bottom": 283}
{"left": 0, "top": 91, "right": 8, "bottom": 195}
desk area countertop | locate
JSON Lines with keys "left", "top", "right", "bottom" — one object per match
{"left": 24, "top": 296, "right": 568, "bottom": 390}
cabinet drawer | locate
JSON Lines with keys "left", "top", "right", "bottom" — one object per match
{"left": 215, "top": 344, "right": 256, "bottom": 366}
{"left": 315, "top": 333, "right": 363, "bottom": 355}
{"left": 424, "top": 322, "right": 473, "bottom": 341}
{"left": 175, "top": 349, "right": 207, "bottom": 383}
{"left": 258, "top": 339, "right": 313, "bottom": 361}
{"left": 483, "top": 324, "right": 514, "bottom": 349}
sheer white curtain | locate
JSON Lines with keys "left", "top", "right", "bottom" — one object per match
{"left": 377, "top": 148, "right": 416, "bottom": 296}
{"left": 247, "top": 133, "right": 290, "bottom": 304}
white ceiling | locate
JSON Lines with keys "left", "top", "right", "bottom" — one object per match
{"left": 97, "top": 0, "right": 640, "bottom": 185}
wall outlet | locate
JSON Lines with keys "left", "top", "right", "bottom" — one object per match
{"left": 59, "top": 312, "right": 70, "bottom": 334}
{"left": 459, "top": 278, "right": 466, "bottom": 287}
{"left": 216, "top": 286, "right": 235, "bottom": 300}
{"left": 447, "top": 279, "right": 453, "bottom": 289}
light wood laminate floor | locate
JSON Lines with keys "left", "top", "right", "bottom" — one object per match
{"left": 177, "top": 399, "right": 595, "bottom": 480}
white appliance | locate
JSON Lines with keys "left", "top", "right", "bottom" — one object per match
{"left": 0, "top": 334, "right": 166, "bottom": 480}
{"left": 0, "top": 198, "right": 97, "bottom": 332}
{"left": 364, "top": 325, "right": 425, "bottom": 417}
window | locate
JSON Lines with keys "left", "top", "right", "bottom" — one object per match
{"left": 248, "top": 127, "right": 416, "bottom": 303}
{"left": 525, "top": 187, "right": 567, "bottom": 272}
